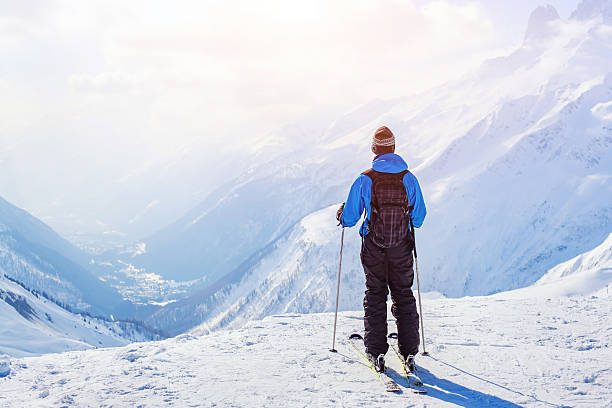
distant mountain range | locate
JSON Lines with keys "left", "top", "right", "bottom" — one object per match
{"left": 0, "top": 273, "right": 164, "bottom": 357}
{"left": 0, "top": 196, "right": 167, "bottom": 356}
{"left": 0, "top": 196, "right": 138, "bottom": 317}
{"left": 144, "top": 2, "right": 612, "bottom": 334}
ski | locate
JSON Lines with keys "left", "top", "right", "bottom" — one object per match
{"left": 388, "top": 333, "right": 427, "bottom": 394}
{"left": 348, "top": 333, "right": 402, "bottom": 393}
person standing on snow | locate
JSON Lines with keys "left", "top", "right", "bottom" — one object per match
{"left": 336, "top": 126, "right": 427, "bottom": 374}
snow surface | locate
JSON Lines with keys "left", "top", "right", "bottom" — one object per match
{"left": 1, "top": 286, "right": 610, "bottom": 407}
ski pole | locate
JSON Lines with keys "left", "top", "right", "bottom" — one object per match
{"left": 330, "top": 227, "right": 345, "bottom": 353}
{"left": 411, "top": 225, "right": 428, "bottom": 356}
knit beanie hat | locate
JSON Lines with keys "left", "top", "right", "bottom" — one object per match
{"left": 372, "top": 126, "right": 395, "bottom": 148}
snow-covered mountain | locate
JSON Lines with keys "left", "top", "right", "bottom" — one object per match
{"left": 523, "top": 5, "right": 560, "bottom": 44}
{"left": 130, "top": 109, "right": 347, "bottom": 283}
{"left": 572, "top": 0, "right": 612, "bottom": 24}
{"left": 0, "top": 274, "right": 163, "bottom": 357}
{"left": 0, "top": 196, "right": 133, "bottom": 316}
{"left": 136, "top": 3, "right": 611, "bottom": 304}
{"left": 146, "top": 205, "right": 362, "bottom": 335}
{"left": 1, "top": 280, "right": 609, "bottom": 407}
{"left": 0, "top": 132, "right": 254, "bottom": 253}
{"left": 148, "top": 203, "right": 612, "bottom": 336}
{"left": 527, "top": 231, "right": 612, "bottom": 297}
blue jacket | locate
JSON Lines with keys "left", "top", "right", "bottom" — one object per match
{"left": 341, "top": 153, "right": 426, "bottom": 236}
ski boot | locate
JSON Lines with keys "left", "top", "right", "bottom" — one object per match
{"left": 405, "top": 354, "right": 416, "bottom": 374}
{"left": 404, "top": 354, "right": 424, "bottom": 389}
{"left": 367, "top": 353, "right": 386, "bottom": 373}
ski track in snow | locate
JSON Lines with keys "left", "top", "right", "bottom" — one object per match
{"left": 1, "top": 291, "right": 610, "bottom": 407}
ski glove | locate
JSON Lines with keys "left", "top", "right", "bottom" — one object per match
{"left": 336, "top": 202, "right": 345, "bottom": 226}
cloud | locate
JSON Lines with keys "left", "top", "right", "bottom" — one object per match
{"left": 0, "top": 0, "right": 503, "bottom": 160}
{"left": 86, "top": 1, "right": 497, "bottom": 118}
{"left": 69, "top": 72, "right": 137, "bottom": 93}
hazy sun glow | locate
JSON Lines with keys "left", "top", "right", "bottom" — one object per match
{"left": 1, "top": 0, "right": 556, "bottom": 153}
{"left": 0, "top": 0, "right": 579, "bottom": 239}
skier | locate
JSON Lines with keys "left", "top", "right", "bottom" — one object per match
{"left": 336, "top": 126, "right": 426, "bottom": 375}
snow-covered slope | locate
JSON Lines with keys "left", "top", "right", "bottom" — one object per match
{"left": 146, "top": 205, "right": 362, "bottom": 335}
{"left": 524, "top": 231, "right": 612, "bottom": 297}
{"left": 0, "top": 274, "right": 163, "bottom": 358}
{"left": 0, "top": 196, "right": 133, "bottom": 316}
{"left": 149, "top": 204, "right": 612, "bottom": 336}
{"left": 1, "top": 287, "right": 609, "bottom": 407}
{"left": 133, "top": 4, "right": 612, "bottom": 302}
{"left": 134, "top": 137, "right": 348, "bottom": 282}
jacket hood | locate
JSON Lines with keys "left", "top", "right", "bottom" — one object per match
{"left": 372, "top": 153, "right": 408, "bottom": 173}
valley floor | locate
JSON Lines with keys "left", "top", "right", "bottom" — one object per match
{"left": 1, "top": 289, "right": 610, "bottom": 407}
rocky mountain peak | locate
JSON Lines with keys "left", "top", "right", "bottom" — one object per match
{"left": 524, "top": 5, "right": 561, "bottom": 44}
{"left": 571, "top": 0, "right": 612, "bottom": 24}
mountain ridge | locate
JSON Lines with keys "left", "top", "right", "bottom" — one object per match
{"left": 0, "top": 195, "right": 134, "bottom": 316}
{"left": 130, "top": 4, "right": 611, "bottom": 299}
{"left": 140, "top": 5, "right": 612, "bottom": 334}
{"left": 0, "top": 273, "right": 164, "bottom": 357}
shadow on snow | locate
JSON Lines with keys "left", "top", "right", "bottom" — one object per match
{"left": 337, "top": 343, "right": 568, "bottom": 407}
{"left": 387, "top": 356, "right": 567, "bottom": 408}
{"left": 388, "top": 365, "right": 522, "bottom": 408}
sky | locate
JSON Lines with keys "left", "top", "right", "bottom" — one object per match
{"left": 0, "top": 0, "right": 581, "bottom": 240}
{"left": 0, "top": 1, "right": 580, "bottom": 152}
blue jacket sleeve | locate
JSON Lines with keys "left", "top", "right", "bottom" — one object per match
{"left": 340, "top": 175, "right": 365, "bottom": 227}
{"left": 404, "top": 172, "right": 427, "bottom": 228}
